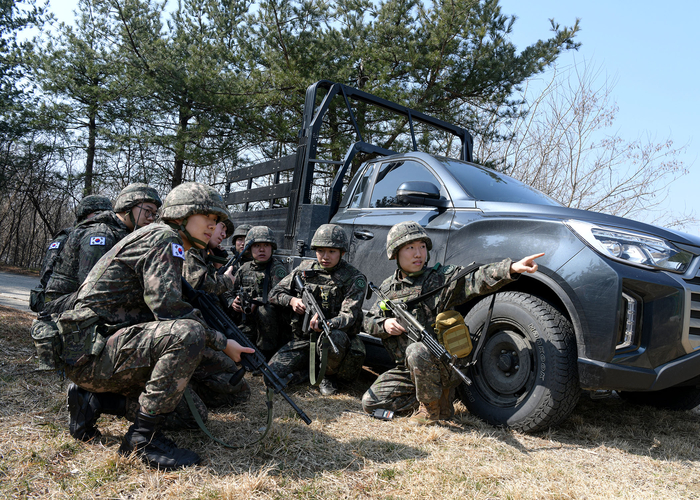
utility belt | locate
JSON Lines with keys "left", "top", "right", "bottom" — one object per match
{"left": 30, "top": 308, "right": 110, "bottom": 371}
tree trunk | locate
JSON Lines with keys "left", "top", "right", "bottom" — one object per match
{"left": 172, "top": 104, "right": 191, "bottom": 188}
{"left": 84, "top": 106, "right": 96, "bottom": 195}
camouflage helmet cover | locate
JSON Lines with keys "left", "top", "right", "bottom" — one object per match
{"left": 386, "top": 221, "right": 433, "bottom": 260}
{"left": 245, "top": 226, "right": 277, "bottom": 251}
{"left": 222, "top": 218, "right": 235, "bottom": 237}
{"left": 76, "top": 195, "right": 112, "bottom": 221}
{"left": 114, "top": 183, "right": 162, "bottom": 213}
{"left": 232, "top": 223, "right": 252, "bottom": 240}
{"left": 160, "top": 182, "right": 230, "bottom": 222}
{"left": 310, "top": 224, "right": 348, "bottom": 252}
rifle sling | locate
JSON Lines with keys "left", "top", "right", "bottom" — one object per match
{"left": 309, "top": 331, "right": 330, "bottom": 386}
{"left": 184, "top": 386, "right": 275, "bottom": 449}
{"left": 404, "top": 262, "right": 483, "bottom": 309}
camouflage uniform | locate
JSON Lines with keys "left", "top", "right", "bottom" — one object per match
{"left": 38, "top": 228, "right": 72, "bottom": 289}
{"left": 268, "top": 256, "right": 367, "bottom": 384}
{"left": 64, "top": 221, "right": 229, "bottom": 414}
{"left": 362, "top": 258, "right": 516, "bottom": 414}
{"left": 183, "top": 247, "right": 234, "bottom": 295}
{"left": 228, "top": 223, "right": 253, "bottom": 275}
{"left": 226, "top": 256, "right": 289, "bottom": 357}
{"left": 44, "top": 210, "right": 129, "bottom": 315}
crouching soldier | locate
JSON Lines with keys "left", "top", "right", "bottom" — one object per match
{"left": 225, "top": 226, "right": 289, "bottom": 360}
{"left": 59, "top": 182, "right": 253, "bottom": 469}
{"left": 361, "top": 221, "right": 543, "bottom": 425}
{"left": 268, "top": 224, "right": 366, "bottom": 396}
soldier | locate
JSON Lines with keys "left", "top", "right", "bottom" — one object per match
{"left": 30, "top": 196, "right": 110, "bottom": 313}
{"left": 268, "top": 224, "right": 367, "bottom": 396}
{"left": 229, "top": 223, "right": 252, "bottom": 274}
{"left": 183, "top": 217, "right": 234, "bottom": 295}
{"left": 226, "top": 226, "right": 289, "bottom": 360}
{"left": 43, "top": 194, "right": 136, "bottom": 315}
{"left": 113, "top": 182, "right": 162, "bottom": 231}
{"left": 62, "top": 182, "right": 254, "bottom": 469}
{"left": 361, "top": 221, "right": 543, "bottom": 425}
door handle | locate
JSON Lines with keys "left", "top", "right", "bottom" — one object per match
{"left": 354, "top": 230, "right": 374, "bottom": 240}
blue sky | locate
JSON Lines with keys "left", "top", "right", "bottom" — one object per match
{"left": 46, "top": 0, "right": 699, "bottom": 235}
{"left": 498, "top": 1, "right": 699, "bottom": 235}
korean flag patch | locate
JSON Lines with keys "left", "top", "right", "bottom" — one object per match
{"left": 90, "top": 236, "right": 106, "bottom": 246}
{"left": 172, "top": 243, "right": 185, "bottom": 259}
{"left": 48, "top": 241, "right": 61, "bottom": 250}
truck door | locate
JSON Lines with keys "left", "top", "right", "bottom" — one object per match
{"left": 337, "top": 159, "right": 455, "bottom": 287}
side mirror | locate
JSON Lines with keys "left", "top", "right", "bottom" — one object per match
{"left": 396, "top": 181, "right": 448, "bottom": 208}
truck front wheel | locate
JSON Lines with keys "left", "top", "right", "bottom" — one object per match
{"left": 458, "top": 291, "right": 579, "bottom": 433}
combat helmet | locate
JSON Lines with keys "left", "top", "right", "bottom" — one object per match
{"left": 222, "top": 218, "right": 235, "bottom": 238}
{"left": 114, "top": 183, "right": 162, "bottom": 213}
{"left": 245, "top": 226, "right": 277, "bottom": 251}
{"left": 310, "top": 224, "right": 348, "bottom": 252}
{"left": 232, "top": 223, "right": 252, "bottom": 241}
{"left": 160, "top": 182, "right": 230, "bottom": 249}
{"left": 75, "top": 195, "right": 112, "bottom": 222}
{"left": 386, "top": 221, "right": 432, "bottom": 260}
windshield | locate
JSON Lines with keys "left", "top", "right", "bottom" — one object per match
{"left": 438, "top": 158, "right": 562, "bottom": 206}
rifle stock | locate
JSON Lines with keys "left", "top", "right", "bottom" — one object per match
{"left": 181, "top": 277, "right": 312, "bottom": 425}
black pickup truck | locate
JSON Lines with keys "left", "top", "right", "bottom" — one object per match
{"left": 224, "top": 81, "right": 700, "bottom": 432}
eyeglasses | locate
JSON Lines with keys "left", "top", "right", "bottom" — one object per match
{"left": 136, "top": 205, "right": 158, "bottom": 220}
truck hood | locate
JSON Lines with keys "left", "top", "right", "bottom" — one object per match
{"left": 476, "top": 201, "right": 700, "bottom": 249}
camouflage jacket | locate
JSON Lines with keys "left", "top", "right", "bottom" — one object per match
{"left": 364, "top": 260, "right": 515, "bottom": 364}
{"left": 269, "top": 259, "right": 366, "bottom": 339}
{"left": 182, "top": 247, "right": 233, "bottom": 295}
{"left": 38, "top": 228, "right": 72, "bottom": 288}
{"left": 224, "top": 256, "right": 288, "bottom": 308}
{"left": 74, "top": 222, "right": 227, "bottom": 351}
{"left": 46, "top": 211, "right": 129, "bottom": 298}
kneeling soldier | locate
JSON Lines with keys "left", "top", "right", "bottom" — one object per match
{"left": 226, "top": 226, "right": 290, "bottom": 360}
{"left": 268, "top": 224, "right": 366, "bottom": 396}
{"left": 362, "top": 221, "right": 542, "bottom": 425}
{"left": 61, "top": 182, "right": 253, "bottom": 469}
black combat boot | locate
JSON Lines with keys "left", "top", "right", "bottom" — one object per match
{"left": 119, "top": 410, "right": 201, "bottom": 470}
{"left": 67, "top": 383, "right": 126, "bottom": 442}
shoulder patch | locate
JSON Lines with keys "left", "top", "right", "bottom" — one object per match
{"left": 171, "top": 243, "right": 185, "bottom": 259}
{"left": 89, "top": 236, "right": 106, "bottom": 246}
{"left": 440, "top": 264, "right": 456, "bottom": 275}
{"left": 275, "top": 267, "right": 287, "bottom": 279}
{"left": 48, "top": 241, "right": 61, "bottom": 250}
{"left": 355, "top": 277, "right": 367, "bottom": 289}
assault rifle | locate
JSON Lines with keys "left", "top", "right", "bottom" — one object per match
{"left": 217, "top": 241, "right": 253, "bottom": 275}
{"left": 239, "top": 290, "right": 266, "bottom": 318}
{"left": 181, "top": 277, "right": 312, "bottom": 425}
{"left": 367, "top": 282, "right": 472, "bottom": 386}
{"left": 294, "top": 275, "right": 339, "bottom": 355}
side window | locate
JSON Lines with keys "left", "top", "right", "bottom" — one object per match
{"left": 348, "top": 163, "right": 376, "bottom": 208}
{"left": 369, "top": 160, "right": 444, "bottom": 208}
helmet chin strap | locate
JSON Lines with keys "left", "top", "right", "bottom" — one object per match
{"left": 128, "top": 208, "right": 138, "bottom": 230}
{"left": 165, "top": 218, "right": 208, "bottom": 249}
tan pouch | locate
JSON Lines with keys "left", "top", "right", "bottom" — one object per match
{"left": 435, "top": 310, "right": 472, "bottom": 358}
{"left": 56, "top": 308, "right": 105, "bottom": 366}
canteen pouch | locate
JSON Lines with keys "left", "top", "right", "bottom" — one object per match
{"left": 29, "top": 286, "right": 45, "bottom": 313}
{"left": 56, "top": 308, "right": 105, "bottom": 366}
{"left": 30, "top": 315, "right": 62, "bottom": 370}
{"left": 435, "top": 310, "right": 472, "bottom": 358}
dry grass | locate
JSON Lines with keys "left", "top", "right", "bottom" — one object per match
{"left": 2, "top": 304, "right": 700, "bottom": 499}
{"left": 0, "top": 264, "right": 39, "bottom": 276}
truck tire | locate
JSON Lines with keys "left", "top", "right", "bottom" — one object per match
{"left": 458, "top": 291, "right": 579, "bottom": 433}
{"left": 618, "top": 386, "right": 700, "bottom": 411}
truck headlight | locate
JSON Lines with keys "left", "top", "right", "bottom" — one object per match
{"left": 565, "top": 220, "right": 693, "bottom": 273}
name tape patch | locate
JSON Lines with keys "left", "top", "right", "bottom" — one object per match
{"left": 172, "top": 243, "right": 185, "bottom": 259}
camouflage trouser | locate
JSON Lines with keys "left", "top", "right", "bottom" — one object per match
{"left": 65, "top": 319, "right": 206, "bottom": 415}
{"left": 189, "top": 348, "right": 250, "bottom": 407}
{"left": 239, "top": 304, "right": 290, "bottom": 357}
{"left": 43, "top": 291, "right": 78, "bottom": 315}
{"left": 268, "top": 330, "right": 366, "bottom": 383}
{"left": 362, "top": 342, "right": 460, "bottom": 414}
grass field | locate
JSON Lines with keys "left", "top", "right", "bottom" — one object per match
{"left": 2, "top": 304, "right": 700, "bottom": 499}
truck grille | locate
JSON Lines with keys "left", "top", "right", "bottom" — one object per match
{"left": 691, "top": 291, "right": 700, "bottom": 338}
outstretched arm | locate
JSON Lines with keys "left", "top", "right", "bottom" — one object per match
{"left": 510, "top": 253, "right": 545, "bottom": 274}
